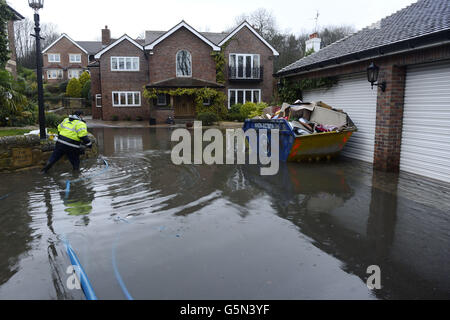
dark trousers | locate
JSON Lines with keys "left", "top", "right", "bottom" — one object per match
{"left": 43, "top": 142, "right": 80, "bottom": 172}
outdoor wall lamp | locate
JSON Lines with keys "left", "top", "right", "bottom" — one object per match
{"left": 367, "top": 62, "right": 386, "bottom": 92}
{"left": 28, "top": 0, "right": 46, "bottom": 139}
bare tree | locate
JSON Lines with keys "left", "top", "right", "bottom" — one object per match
{"left": 14, "top": 17, "right": 60, "bottom": 69}
{"left": 232, "top": 8, "right": 277, "bottom": 40}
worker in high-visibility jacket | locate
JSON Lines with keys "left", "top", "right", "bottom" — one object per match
{"left": 42, "top": 111, "right": 92, "bottom": 173}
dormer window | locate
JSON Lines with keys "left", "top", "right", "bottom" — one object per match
{"left": 176, "top": 50, "right": 192, "bottom": 77}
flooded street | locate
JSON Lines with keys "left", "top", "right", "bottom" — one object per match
{"left": 0, "top": 127, "right": 449, "bottom": 300}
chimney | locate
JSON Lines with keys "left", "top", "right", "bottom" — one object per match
{"left": 102, "top": 25, "right": 111, "bottom": 47}
{"left": 305, "top": 32, "right": 321, "bottom": 53}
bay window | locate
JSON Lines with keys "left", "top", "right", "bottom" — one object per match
{"left": 47, "top": 69, "right": 63, "bottom": 80}
{"left": 68, "top": 69, "right": 83, "bottom": 79}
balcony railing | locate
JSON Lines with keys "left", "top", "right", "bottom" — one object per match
{"left": 228, "top": 66, "right": 263, "bottom": 81}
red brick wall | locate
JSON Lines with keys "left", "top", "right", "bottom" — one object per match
{"left": 224, "top": 26, "right": 275, "bottom": 104}
{"left": 98, "top": 39, "right": 150, "bottom": 121}
{"left": 43, "top": 36, "right": 89, "bottom": 83}
{"left": 374, "top": 65, "right": 406, "bottom": 171}
{"left": 284, "top": 44, "right": 450, "bottom": 172}
{"left": 149, "top": 27, "right": 217, "bottom": 83}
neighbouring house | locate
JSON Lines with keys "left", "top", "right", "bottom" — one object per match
{"left": 4, "top": 4, "right": 24, "bottom": 77}
{"left": 89, "top": 21, "right": 279, "bottom": 123}
{"left": 41, "top": 26, "right": 119, "bottom": 83}
{"left": 276, "top": 0, "right": 450, "bottom": 183}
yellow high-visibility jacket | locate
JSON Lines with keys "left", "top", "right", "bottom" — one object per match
{"left": 57, "top": 118, "right": 90, "bottom": 148}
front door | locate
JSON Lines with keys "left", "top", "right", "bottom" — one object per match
{"left": 174, "top": 95, "right": 195, "bottom": 118}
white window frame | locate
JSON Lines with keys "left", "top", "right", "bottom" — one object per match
{"left": 110, "top": 57, "right": 140, "bottom": 71}
{"left": 228, "top": 89, "right": 261, "bottom": 108}
{"left": 48, "top": 53, "right": 61, "bottom": 63}
{"left": 47, "top": 69, "right": 63, "bottom": 80}
{"left": 112, "top": 91, "right": 141, "bottom": 107}
{"left": 229, "top": 53, "right": 260, "bottom": 79}
{"left": 95, "top": 94, "right": 102, "bottom": 108}
{"left": 68, "top": 69, "right": 83, "bottom": 79}
{"left": 176, "top": 50, "right": 192, "bottom": 78}
{"left": 69, "top": 54, "right": 82, "bottom": 63}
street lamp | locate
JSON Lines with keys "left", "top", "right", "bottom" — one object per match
{"left": 28, "top": 0, "right": 46, "bottom": 140}
{"left": 367, "top": 62, "right": 386, "bottom": 92}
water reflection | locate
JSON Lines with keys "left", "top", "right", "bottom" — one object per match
{"left": 0, "top": 127, "right": 448, "bottom": 299}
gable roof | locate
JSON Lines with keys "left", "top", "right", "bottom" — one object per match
{"left": 7, "top": 5, "right": 24, "bottom": 21}
{"left": 43, "top": 34, "right": 89, "bottom": 54}
{"left": 94, "top": 35, "right": 144, "bottom": 59}
{"left": 219, "top": 21, "right": 279, "bottom": 56}
{"left": 145, "top": 30, "right": 228, "bottom": 46}
{"left": 277, "top": 0, "right": 450, "bottom": 76}
{"left": 144, "top": 21, "right": 221, "bottom": 51}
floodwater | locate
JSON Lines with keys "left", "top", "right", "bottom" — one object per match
{"left": 0, "top": 127, "right": 449, "bottom": 300}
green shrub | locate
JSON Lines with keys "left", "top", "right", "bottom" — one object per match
{"left": 136, "top": 116, "right": 143, "bottom": 121}
{"left": 79, "top": 71, "right": 91, "bottom": 88}
{"left": 226, "top": 104, "right": 245, "bottom": 122}
{"left": 45, "top": 83, "right": 60, "bottom": 94}
{"left": 59, "top": 80, "right": 69, "bottom": 93}
{"left": 111, "top": 115, "right": 119, "bottom": 121}
{"left": 82, "top": 80, "right": 91, "bottom": 107}
{"left": 45, "top": 113, "right": 66, "bottom": 128}
{"left": 124, "top": 115, "right": 131, "bottom": 121}
{"left": 197, "top": 112, "right": 218, "bottom": 126}
{"left": 239, "top": 102, "right": 268, "bottom": 119}
{"left": 66, "top": 78, "right": 82, "bottom": 98}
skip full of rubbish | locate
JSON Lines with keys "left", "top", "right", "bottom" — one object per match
{"left": 243, "top": 100, "right": 358, "bottom": 162}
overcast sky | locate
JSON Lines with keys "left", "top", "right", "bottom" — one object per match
{"left": 9, "top": 0, "right": 417, "bottom": 41}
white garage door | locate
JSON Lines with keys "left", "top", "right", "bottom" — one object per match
{"left": 401, "top": 61, "right": 450, "bottom": 183}
{"left": 302, "top": 73, "right": 378, "bottom": 163}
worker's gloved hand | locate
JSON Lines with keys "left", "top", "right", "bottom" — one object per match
{"left": 79, "top": 146, "right": 86, "bottom": 155}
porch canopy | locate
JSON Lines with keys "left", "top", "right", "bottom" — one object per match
{"left": 146, "top": 77, "right": 224, "bottom": 89}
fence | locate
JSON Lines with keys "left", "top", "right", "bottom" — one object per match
{"left": 44, "top": 97, "right": 92, "bottom": 116}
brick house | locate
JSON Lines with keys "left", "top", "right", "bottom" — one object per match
{"left": 42, "top": 31, "right": 108, "bottom": 83}
{"left": 4, "top": 4, "right": 24, "bottom": 77}
{"left": 276, "top": 0, "right": 450, "bottom": 183}
{"left": 89, "top": 21, "right": 279, "bottom": 123}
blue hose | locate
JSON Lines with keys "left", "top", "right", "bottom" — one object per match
{"left": 63, "top": 158, "right": 110, "bottom": 300}
{"left": 112, "top": 222, "right": 134, "bottom": 300}
{"left": 64, "top": 239, "right": 98, "bottom": 300}
{"left": 65, "top": 158, "right": 110, "bottom": 198}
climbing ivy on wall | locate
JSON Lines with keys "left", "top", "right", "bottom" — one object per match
{"left": 278, "top": 76, "right": 338, "bottom": 104}
{"left": 210, "top": 40, "right": 232, "bottom": 85}
{"left": 0, "top": 0, "right": 14, "bottom": 68}
{"left": 143, "top": 87, "right": 228, "bottom": 119}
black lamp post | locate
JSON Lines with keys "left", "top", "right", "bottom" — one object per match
{"left": 28, "top": 0, "right": 46, "bottom": 140}
{"left": 367, "top": 62, "right": 386, "bottom": 92}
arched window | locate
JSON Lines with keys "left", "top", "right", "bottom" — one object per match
{"left": 176, "top": 50, "right": 192, "bottom": 77}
